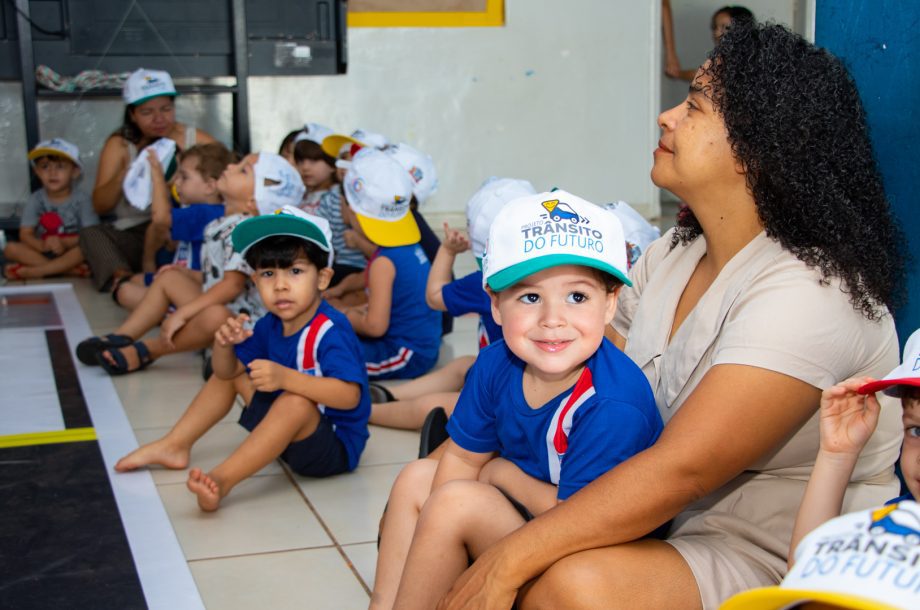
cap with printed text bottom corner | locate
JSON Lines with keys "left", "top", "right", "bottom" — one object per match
{"left": 293, "top": 122, "right": 335, "bottom": 146}
{"left": 122, "top": 68, "right": 178, "bottom": 106}
{"left": 719, "top": 500, "right": 920, "bottom": 610}
{"left": 482, "top": 190, "right": 632, "bottom": 292}
{"left": 321, "top": 128, "right": 390, "bottom": 159}
{"left": 253, "top": 152, "right": 306, "bottom": 216}
{"left": 28, "top": 138, "right": 83, "bottom": 169}
{"left": 122, "top": 138, "right": 178, "bottom": 210}
{"left": 859, "top": 328, "right": 920, "bottom": 398}
{"left": 231, "top": 205, "right": 334, "bottom": 268}
{"left": 384, "top": 142, "right": 438, "bottom": 204}
{"left": 466, "top": 177, "right": 537, "bottom": 260}
{"left": 342, "top": 147, "right": 418, "bottom": 247}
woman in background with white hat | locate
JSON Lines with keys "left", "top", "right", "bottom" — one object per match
{"left": 80, "top": 68, "right": 216, "bottom": 292}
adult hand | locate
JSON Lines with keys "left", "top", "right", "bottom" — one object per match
{"left": 443, "top": 222, "right": 471, "bottom": 255}
{"left": 214, "top": 313, "right": 252, "bottom": 347}
{"left": 438, "top": 545, "right": 520, "bottom": 610}
{"left": 248, "top": 359, "right": 287, "bottom": 392}
{"left": 818, "top": 376, "right": 881, "bottom": 457}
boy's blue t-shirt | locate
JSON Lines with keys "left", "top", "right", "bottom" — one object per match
{"left": 234, "top": 300, "right": 371, "bottom": 470}
{"left": 373, "top": 244, "right": 441, "bottom": 361}
{"left": 170, "top": 203, "right": 225, "bottom": 271}
{"left": 441, "top": 270, "right": 502, "bottom": 348}
{"left": 447, "top": 339, "right": 663, "bottom": 500}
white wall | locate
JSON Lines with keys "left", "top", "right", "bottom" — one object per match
{"left": 1, "top": 0, "right": 662, "bottom": 223}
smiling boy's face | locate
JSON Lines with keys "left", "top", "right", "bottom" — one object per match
{"left": 490, "top": 265, "right": 619, "bottom": 384}
{"left": 901, "top": 387, "right": 920, "bottom": 501}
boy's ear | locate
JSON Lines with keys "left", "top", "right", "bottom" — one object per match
{"left": 487, "top": 287, "right": 502, "bottom": 326}
{"left": 603, "top": 284, "right": 623, "bottom": 326}
{"left": 317, "top": 266, "right": 334, "bottom": 292}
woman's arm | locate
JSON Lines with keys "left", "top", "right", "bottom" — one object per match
{"left": 92, "top": 136, "right": 131, "bottom": 215}
{"left": 347, "top": 255, "right": 394, "bottom": 337}
{"left": 440, "top": 363, "right": 821, "bottom": 608}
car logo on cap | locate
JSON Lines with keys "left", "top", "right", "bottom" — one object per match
{"left": 541, "top": 199, "right": 581, "bottom": 224}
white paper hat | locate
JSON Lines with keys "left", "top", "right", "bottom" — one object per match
{"left": 293, "top": 122, "right": 335, "bottom": 146}
{"left": 602, "top": 201, "right": 661, "bottom": 269}
{"left": 720, "top": 500, "right": 920, "bottom": 610}
{"left": 482, "top": 190, "right": 631, "bottom": 291}
{"left": 232, "top": 205, "right": 334, "bottom": 267}
{"left": 123, "top": 138, "right": 178, "bottom": 210}
{"left": 123, "top": 68, "right": 177, "bottom": 106}
{"left": 28, "top": 138, "right": 83, "bottom": 169}
{"left": 466, "top": 177, "right": 536, "bottom": 259}
{"left": 859, "top": 328, "right": 920, "bottom": 397}
{"left": 384, "top": 142, "right": 438, "bottom": 204}
{"left": 342, "top": 147, "right": 418, "bottom": 247}
{"left": 253, "top": 152, "right": 307, "bottom": 216}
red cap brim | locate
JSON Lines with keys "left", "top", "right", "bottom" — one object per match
{"left": 858, "top": 378, "right": 920, "bottom": 395}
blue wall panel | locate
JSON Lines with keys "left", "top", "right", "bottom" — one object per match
{"left": 816, "top": 0, "right": 919, "bottom": 346}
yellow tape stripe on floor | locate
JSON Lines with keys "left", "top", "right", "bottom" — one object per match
{"left": 0, "top": 427, "right": 97, "bottom": 449}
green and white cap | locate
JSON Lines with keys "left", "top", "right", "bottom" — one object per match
{"left": 123, "top": 68, "right": 178, "bottom": 106}
{"left": 482, "top": 190, "right": 632, "bottom": 291}
{"left": 232, "top": 205, "right": 334, "bottom": 268}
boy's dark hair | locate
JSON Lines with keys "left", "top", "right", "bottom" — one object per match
{"left": 179, "top": 143, "right": 235, "bottom": 181}
{"left": 592, "top": 269, "right": 624, "bottom": 294}
{"left": 244, "top": 235, "right": 329, "bottom": 272}
{"left": 279, "top": 129, "right": 301, "bottom": 156}
{"left": 294, "top": 139, "right": 337, "bottom": 173}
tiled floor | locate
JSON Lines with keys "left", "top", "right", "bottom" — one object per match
{"left": 5, "top": 252, "right": 480, "bottom": 609}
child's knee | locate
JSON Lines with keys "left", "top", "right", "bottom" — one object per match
{"left": 391, "top": 459, "right": 437, "bottom": 502}
{"left": 273, "top": 392, "right": 320, "bottom": 421}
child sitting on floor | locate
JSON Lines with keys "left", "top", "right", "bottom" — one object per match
{"left": 112, "top": 142, "right": 233, "bottom": 309}
{"left": 116, "top": 207, "right": 370, "bottom": 511}
{"left": 371, "top": 191, "right": 664, "bottom": 610}
{"left": 338, "top": 148, "right": 441, "bottom": 380}
{"left": 4, "top": 139, "right": 97, "bottom": 280}
{"left": 369, "top": 177, "right": 536, "bottom": 431}
{"left": 788, "top": 327, "right": 920, "bottom": 559}
{"left": 75, "top": 152, "right": 304, "bottom": 374}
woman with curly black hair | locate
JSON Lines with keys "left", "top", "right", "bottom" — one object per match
{"left": 434, "top": 22, "right": 906, "bottom": 610}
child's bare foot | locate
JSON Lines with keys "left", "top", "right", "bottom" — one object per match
{"left": 187, "top": 468, "right": 223, "bottom": 511}
{"left": 114, "top": 439, "right": 189, "bottom": 472}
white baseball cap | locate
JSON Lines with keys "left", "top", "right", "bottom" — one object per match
{"left": 482, "top": 190, "right": 632, "bottom": 291}
{"left": 122, "top": 138, "right": 178, "bottom": 210}
{"left": 602, "top": 201, "right": 661, "bottom": 269}
{"left": 253, "top": 152, "right": 306, "bottom": 215}
{"left": 123, "top": 68, "right": 177, "bottom": 106}
{"left": 342, "top": 147, "right": 418, "bottom": 247}
{"left": 321, "top": 128, "right": 389, "bottom": 158}
{"left": 232, "top": 205, "right": 334, "bottom": 267}
{"left": 467, "top": 177, "right": 536, "bottom": 259}
{"left": 28, "top": 138, "right": 82, "bottom": 169}
{"left": 384, "top": 142, "right": 438, "bottom": 204}
{"left": 293, "top": 122, "right": 334, "bottom": 146}
{"left": 720, "top": 500, "right": 920, "bottom": 610}
{"left": 859, "top": 328, "right": 920, "bottom": 397}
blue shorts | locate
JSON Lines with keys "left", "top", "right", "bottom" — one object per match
{"left": 238, "top": 391, "right": 350, "bottom": 477}
{"left": 360, "top": 338, "right": 437, "bottom": 380}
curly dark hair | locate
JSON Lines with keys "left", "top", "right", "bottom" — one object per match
{"left": 672, "top": 21, "right": 906, "bottom": 320}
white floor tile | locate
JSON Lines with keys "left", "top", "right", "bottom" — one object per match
{"left": 342, "top": 542, "right": 378, "bottom": 592}
{"left": 360, "top": 426, "right": 420, "bottom": 467}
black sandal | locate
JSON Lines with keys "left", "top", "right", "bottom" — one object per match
{"left": 75, "top": 333, "right": 133, "bottom": 366}
{"left": 418, "top": 406, "right": 449, "bottom": 459}
{"left": 368, "top": 382, "right": 396, "bottom": 403}
{"left": 95, "top": 341, "right": 153, "bottom": 375}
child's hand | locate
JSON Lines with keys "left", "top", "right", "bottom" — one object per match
{"left": 161, "top": 308, "right": 190, "bottom": 346}
{"left": 44, "top": 235, "right": 64, "bottom": 255}
{"left": 214, "top": 314, "right": 252, "bottom": 347}
{"left": 247, "top": 359, "right": 287, "bottom": 392}
{"left": 343, "top": 229, "right": 361, "bottom": 250}
{"left": 442, "top": 222, "right": 471, "bottom": 255}
{"left": 147, "top": 149, "right": 166, "bottom": 180}
{"left": 819, "top": 377, "right": 881, "bottom": 458}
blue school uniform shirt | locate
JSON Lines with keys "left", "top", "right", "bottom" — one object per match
{"left": 447, "top": 339, "right": 662, "bottom": 500}
{"left": 170, "top": 203, "right": 225, "bottom": 271}
{"left": 234, "top": 300, "right": 371, "bottom": 470}
{"left": 441, "top": 270, "right": 502, "bottom": 348}
{"left": 372, "top": 244, "right": 441, "bottom": 362}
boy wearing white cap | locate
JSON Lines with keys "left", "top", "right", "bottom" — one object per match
{"left": 81, "top": 153, "right": 304, "bottom": 375}
{"left": 789, "top": 328, "right": 920, "bottom": 563}
{"left": 371, "top": 191, "right": 663, "bottom": 610}
{"left": 117, "top": 207, "right": 370, "bottom": 511}
{"left": 340, "top": 148, "right": 441, "bottom": 380}
{"left": 4, "top": 139, "right": 98, "bottom": 280}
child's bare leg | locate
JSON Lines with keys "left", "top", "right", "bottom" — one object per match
{"left": 390, "top": 356, "right": 475, "bottom": 401}
{"left": 370, "top": 392, "right": 460, "bottom": 430}
{"left": 392, "top": 481, "right": 528, "bottom": 610}
{"left": 187, "top": 391, "right": 321, "bottom": 511}
{"left": 114, "top": 268, "right": 202, "bottom": 338}
{"left": 114, "top": 281, "right": 148, "bottom": 310}
{"left": 14, "top": 246, "right": 85, "bottom": 278}
{"left": 370, "top": 458, "right": 439, "bottom": 610}
{"left": 115, "top": 372, "right": 246, "bottom": 471}
{"left": 3, "top": 241, "right": 50, "bottom": 266}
